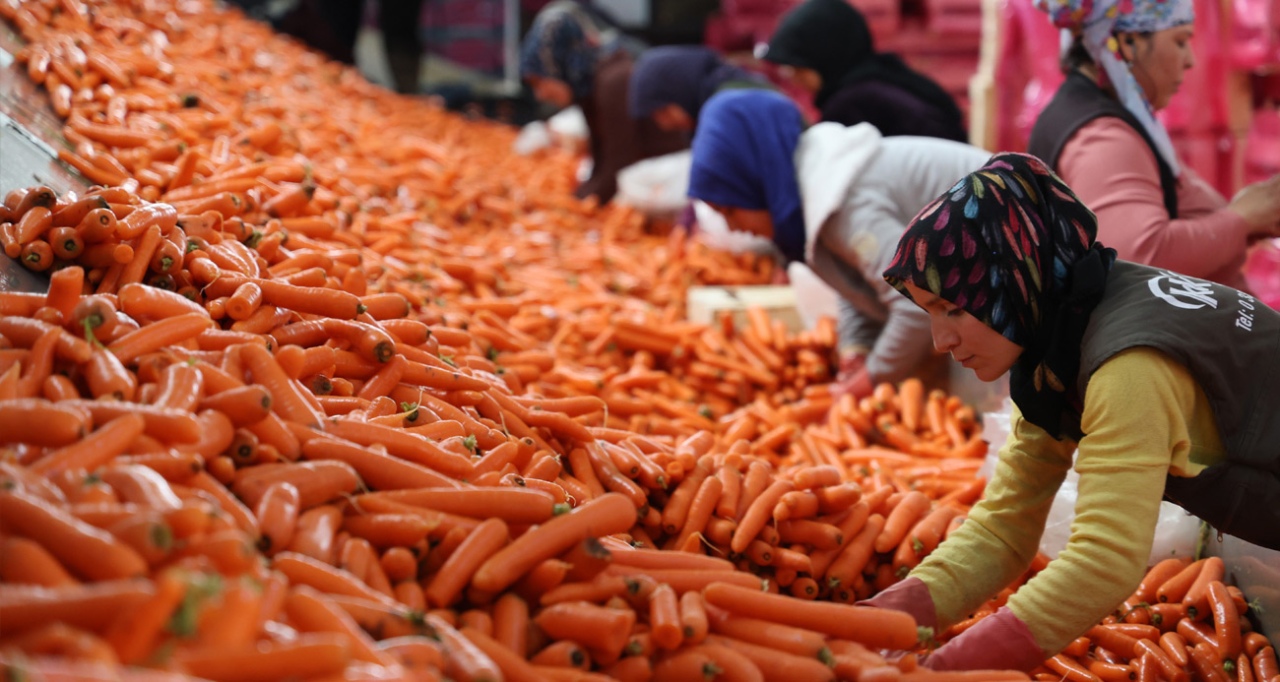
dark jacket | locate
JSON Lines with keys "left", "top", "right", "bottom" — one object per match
{"left": 576, "top": 51, "right": 687, "bottom": 203}
{"left": 1076, "top": 261, "right": 1280, "bottom": 548}
{"left": 820, "top": 80, "right": 968, "bottom": 142}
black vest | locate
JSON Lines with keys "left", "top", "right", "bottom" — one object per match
{"left": 1028, "top": 71, "right": 1179, "bottom": 220}
{"left": 1075, "top": 261, "right": 1280, "bottom": 548}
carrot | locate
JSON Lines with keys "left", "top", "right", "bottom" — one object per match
{"left": 107, "top": 312, "right": 212, "bottom": 363}
{"left": 462, "top": 626, "right": 546, "bottom": 682}
{"left": 0, "top": 398, "right": 91, "bottom": 447}
{"left": 1045, "top": 654, "right": 1105, "bottom": 682}
{"left": 472, "top": 493, "right": 637, "bottom": 593}
{"left": 424, "top": 613, "right": 503, "bottom": 682}
{"left": 300, "top": 435, "right": 459, "bottom": 491}
{"left": 1181, "top": 556, "right": 1225, "bottom": 617}
{"left": 0, "top": 489, "right": 149, "bottom": 581}
{"left": 102, "top": 568, "right": 187, "bottom": 664}
{"left": 29, "top": 412, "right": 146, "bottom": 477}
{"left": 533, "top": 601, "right": 637, "bottom": 662}
{"left": 1188, "top": 642, "right": 1230, "bottom": 682}
{"left": 271, "top": 551, "right": 401, "bottom": 609}
{"left": 1207, "top": 580, "right": 1241, "bottom": 660}
{"left": 530, "top": 640, "right": 592, "bottom": 670}
{"left": 0, "top": 579, "right": 155, "bottom": 636}
{"left": 0, "top": 536, "right": 79, "bottom": 587}
{"left": 254, "top": 481, "right": 301, "bottom": 555}
{"left": 730, "top": 478, "right": 795, "bottom": 553}
{"left": 893, "top": 504, "right": 958, "bottom": 571}
{"left": 491, "top": 592, "right": 531, "bottom": 657}
{"left": 1134, "top": 557, "right": 1190, "bottom": 603}
{"left": 360, "top": 488, "right": 556, "bottom": 524}
{"left": 649, "top": 583, "right": 683, "bottom": 651}
{"left": 424, "top": 517, "right": 510, "bottom": 608}
{"left": 705, "top": 634, "right": 836, "bottom": 682}
{"left": 1157, "top": 558, "right": 1206, "bottom": 604}
{"left": 680, "top": 590, "right": 710, "bottom": 645}
{"left": 174, "top": 633, "right": 353, "bottom": 682}
{"left": 1133, "top": 639, "right": 1188, "bottom": 682}
{"left": 284, "top": 585, "right": 395, "bottom": 666}
{"left": 232, "top": 460, "right": 359, "bottom": 509}
{"left": 1254, "top": 646, "right": 1278, "bottom": 681}
{"left": 704, "top": 581, "right": 919, "bottom": 650}
{"left": 238, "top": 342, "right": 324, "bottom": 427}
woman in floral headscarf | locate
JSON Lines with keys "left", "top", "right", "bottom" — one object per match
{"left": 519, "top": 2, "right": 684, "bottom": 202}
{"left": 860, "top": 153, "right": 1280, "bottom": 671}
{"left": 1028, "top": 0, "right": 1280, "bottom": 289}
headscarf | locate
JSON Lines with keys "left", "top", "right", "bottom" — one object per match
{"left": 687, "top": 90, "right": 808, "bottom": 263}
{"left": 883, "top": 152, "right": 1117, "bottom": 440}
{"left": 763, "top": 0, "right": 963, "bottom": 123}
{"left": 1036, "top": 0, "right": 1195, "bottom": 174}
{"left": 627, "top": 46, "right": 761, "bottom": 122}
{"left": 519, "top": 3, "right": 618, "bottom": 100}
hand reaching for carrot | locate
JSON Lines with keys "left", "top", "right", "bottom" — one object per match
{"left": 831, "top": 354, "right": 874, "bottom": 400}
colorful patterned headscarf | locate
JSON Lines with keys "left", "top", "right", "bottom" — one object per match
{"left": 1036, "top": 0, "right": 1195, "bottom": 175}
{"left": 688, "top": 90, "right": 808, "bottom": 263}
{"left": 519, "top": 5, "right": 605, "bottom": 100}
{"left": 883, "top": 153, "right": 1117, "bottom": 439}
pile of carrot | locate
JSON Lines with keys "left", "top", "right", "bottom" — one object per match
{"left": 0, "top": 0, "right": 1273, "bottom": 681}
{"left": 934, "top": 557, "right": 1278, "bottom": 682}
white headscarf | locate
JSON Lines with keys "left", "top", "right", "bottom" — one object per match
{"left": 1037, "top": 0, "right": 1196, "bottom": 174}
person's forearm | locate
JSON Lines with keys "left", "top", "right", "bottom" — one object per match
{"left": 837, "top": 298, "right": 878, "bottom": 357}
{"left": 863, "top": 302, "right": 935, "bottom": 383}
{"left": 912, "top": 415, "right": 1073, "bottom": 629}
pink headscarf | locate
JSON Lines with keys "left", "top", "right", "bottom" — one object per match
{"left": 1036, "top": 0, "right": 1196, "bottom": 174}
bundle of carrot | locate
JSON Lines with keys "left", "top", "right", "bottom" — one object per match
{"left": 0, "top": 0, "right": 1271, "bottom": 680}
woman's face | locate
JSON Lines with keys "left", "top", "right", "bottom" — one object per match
{"left": 652, "top": 104, "right": 694, "bottom": 133}
{"left": 902, "top": 281, "right": 1025, "bottom": 382}
{"left": 707, "top": 203, "right": 774, "bottom": 239}
{"left": 527, "top": 76, "right": 573, "bottom": 109}
{"left": 775, "top": 65, "right": 822, "bottom": 95}
{"left": 1119, "top": 25, "right": 1196, "bottom": 111}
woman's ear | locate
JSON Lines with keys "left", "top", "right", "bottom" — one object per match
{"left": 1115, "top": 32, "right": 1137, "bottom": 63}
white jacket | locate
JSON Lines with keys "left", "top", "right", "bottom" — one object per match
{"left": 795, "top": 123, "right": 992, "bottom": 382}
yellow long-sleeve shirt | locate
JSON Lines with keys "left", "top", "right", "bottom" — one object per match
{"left": 911, "top": 346, "right": 1227, "bottom": 655}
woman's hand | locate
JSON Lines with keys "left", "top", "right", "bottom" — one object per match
{"left": 831, "top": 353, "right": 874, "bottom": 399}
{"left": 921, "top": 607, "right": 1047, "bottom": 672}
{"left": 1229, "top": 175, "right": 1280, "bottom": 237}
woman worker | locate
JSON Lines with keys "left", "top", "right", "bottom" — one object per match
{"left": 1028, "top": 0, "right": 1280, "bottom": 289}
{"left": 519, "top": 2, "right": 685, "bottom": 203}
{"left": 626, "top": 45, "right": 768, "bottom": 136}
{"left": 862, "top": 152, "right": 1280, "bottom": 671}
{"left": 687, "top": 89, "right": 992, "bottom": 398}
{"left": 762, "top": 0, "right": 967, "bottom": 141}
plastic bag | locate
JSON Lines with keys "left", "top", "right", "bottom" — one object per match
{"left": 979, "top": 398, "right": 1201, "bottom": 563}
{"left": 512, "top": 120, "right": 552, "bottom": 156}
{"left": 615, "top": 150, "right": 693, "bottom": 217}
{"left": 691, "top": 201, "right": 777, "bottom": 255}
{"left": 547, "top": 105, "right": 589, "bottom": 147}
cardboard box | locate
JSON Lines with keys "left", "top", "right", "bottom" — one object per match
{"left": 686, "top": 285, "right": 804, "bottom": 333}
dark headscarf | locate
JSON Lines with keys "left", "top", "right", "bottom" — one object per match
{"left": 883, "top": 153, "right": 1117, "bottom": 440}
{"left": 627, "top": 46, "right": 761, "bottom": 121}
{"left": 520, "top": 4, "right": 618, "bottom": 100}
{"left": 687, "top": 89, "right": 807, "bottom": 263}
{"left": 765, "top": 0, "right": 963, "bottom": 123}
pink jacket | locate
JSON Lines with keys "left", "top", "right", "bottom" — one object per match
{"left": 1057, "top": 117, "right": 1252, "bottom": 290}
